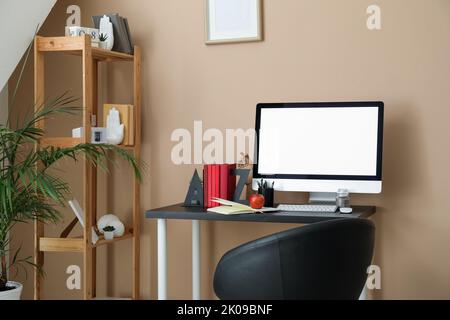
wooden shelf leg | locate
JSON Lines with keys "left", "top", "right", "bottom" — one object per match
{"left": 34, "top": 36, "right": 45, "bottom": 300}
{"left": 132, "top": 46, "right": 142, "bottom": 300}
{"left": 34, "top": 221, "right": 44, "bottom": 300}
{"left": 90, "top": 58, "right": 99, "bottom": 299}
{"left": 82, "top": 35, "right": 94, "bottom": 300}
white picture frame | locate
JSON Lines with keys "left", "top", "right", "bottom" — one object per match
{"left": 205, "top": 0, "right": 263, "bottom": 44}
{"left": 91, "top": 127, "right": 107, "bottom": 144}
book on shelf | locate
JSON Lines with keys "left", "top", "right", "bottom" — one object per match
{"left": 123, "top": 18, "right": 134, "bottom": 53}
{"left": 68, "top": 199, "right": 85, "bottom": 227}
{"left": 67, "top": 199, "right": 107, "bottom": 245}
{"left": 207, "top": 198, "right": 278, "bottom": 215}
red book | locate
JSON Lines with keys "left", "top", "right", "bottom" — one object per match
{"left": 203, "top": 166, "right": 208, "bottom": 208}
{"left": 219, "top": 164, "right": 229, "bottom": 200}
{"left": 211, "top": 164, "right": 216, "bottom": 207}
{"left": 213, "top": 164, "right": 220, "bottom": 207}
{"left": 227, "top": 164, "right": 237, "bottom": 200}
{"left": 208, "top": 165, "right": 213, "bottom": 207}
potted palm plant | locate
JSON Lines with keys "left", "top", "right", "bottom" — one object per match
{"left": 0, "top": 42, "right": 142, "bottom": 300}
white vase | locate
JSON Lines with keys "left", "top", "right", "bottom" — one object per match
{"left": 0, "top": 282, "right": 23, "bottom": 300}
{"left": 99, "top": 42, "right": 107, "bottom": 49}
{"left": 99, "top": 15, "right": 114, "bottom": 50}
{"left": 104, "top": 231, "right": 114, "bottom": 240}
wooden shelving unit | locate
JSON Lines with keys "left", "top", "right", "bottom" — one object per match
{"left": 33, "top": 35, "right": 141, "bottom": 300}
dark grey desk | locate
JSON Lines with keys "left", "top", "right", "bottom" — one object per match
{"left": 145, "top": 203, "right": 376, "bottom": 300}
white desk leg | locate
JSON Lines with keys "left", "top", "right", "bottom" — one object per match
{"left": 157, "top": 219, "right": 167, "bottom": 300}
{"left": 192, "top": 220, "right": 201, "bottom": 300}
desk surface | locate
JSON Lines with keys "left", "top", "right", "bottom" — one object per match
{"left": 145, "top": 204, "right": 376, "bottom": 224}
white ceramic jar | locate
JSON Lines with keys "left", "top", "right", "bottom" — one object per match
{"left": 99, "top": 15, "right": 114, "bottom": 50}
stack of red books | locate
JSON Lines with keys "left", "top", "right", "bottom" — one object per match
{"left": 203, "top": 164, "right": 236, "bottom": 208}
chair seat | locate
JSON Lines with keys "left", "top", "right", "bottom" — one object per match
{"left": 213, "top": 218, "right": 375, "bottom": 300}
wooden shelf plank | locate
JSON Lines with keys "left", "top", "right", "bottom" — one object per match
{"left": 91, "top": 47, "right": 134, "bottom": 62}
{"left": 38, "top": 228, "right": 134, "bottom": 252}
{"left": 39, "top": 237, "right": 84, "bottom": 253}
{"left": 116, "top": 144, "right": 135, "bottom": 150}
{"left": 40, "top": 137, "right": 83, "bottom": 148}
{"left": 40, "top": 137, "right": 136, "bottom": 150}
{"left": 37, "top": 36, "right": 134, "bottom": 61}
{"left": 37, "top": 36, "right": 85, "bottom": 52}
{"left": 95, "top": 228, "right": 134, "bottom": 247}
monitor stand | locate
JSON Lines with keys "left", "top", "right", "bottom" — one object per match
{"left": 309, "top": 192, "right": 336, "bottom": 204}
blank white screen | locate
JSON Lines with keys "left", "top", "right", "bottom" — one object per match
{"left": 258, "top": 107, "right": 379, "bottom": 176}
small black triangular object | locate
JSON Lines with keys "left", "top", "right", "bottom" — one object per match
{"left": 183, "top": 169, "right": 204, "bottom": 207}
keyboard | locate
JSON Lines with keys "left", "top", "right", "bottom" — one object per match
{"left": 277, "top": 204, "right": 338, "bottom": 213}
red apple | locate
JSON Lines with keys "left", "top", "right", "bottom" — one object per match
{"left": 249, "top": 194, "right": 265, "bottom": 209}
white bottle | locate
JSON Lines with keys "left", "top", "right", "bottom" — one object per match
{"left": 99, "top": 15, "right": 114, "bottom": 50}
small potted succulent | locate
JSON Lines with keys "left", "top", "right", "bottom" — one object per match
{"left": 103, "top": 226, "right": 116, "bottom": 240}
{"left": 99, "top": 33, "right": 108, "bottom": 49}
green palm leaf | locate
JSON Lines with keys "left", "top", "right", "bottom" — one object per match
{"left": 1, "top": 93, "right": 143, "bottom": 292}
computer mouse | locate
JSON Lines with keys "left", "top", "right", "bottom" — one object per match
{"left": 339, "top": 207, "right": 353, "bottom": 214}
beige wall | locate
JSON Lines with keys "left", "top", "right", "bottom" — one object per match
{"left": 0, "top": 85, "right": 7, "bottom": 124}
{"left": 9, "top": 0, "right": 450, "bottom": 299}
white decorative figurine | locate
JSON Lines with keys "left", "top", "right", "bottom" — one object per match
{"left": 106, "top": 107, "right": 124, "bottom": 145}
{"left": 97, "top": 214, "right": 125, "bottom": 237}
{"left": 99, "top": 15, "right": 114, "bottom": 50}
{"left": 108, "top": 220, "right": 125, "bottom": 237}
{"left": 97, "top": 214, "right": 119, "bottom": 233}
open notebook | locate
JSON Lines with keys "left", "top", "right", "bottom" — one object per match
{"left": 207, "top": 198, "right": 279, "bottom": 215}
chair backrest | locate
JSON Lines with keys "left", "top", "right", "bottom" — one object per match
{"left": 213, "top": 218, "right": 375, "bottom": 300}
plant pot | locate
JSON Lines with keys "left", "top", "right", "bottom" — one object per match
{"left": 0, "top": 281, "right": 23, "bottom": 300}
{"left": 99, "top": 41, "right": 108, "bottom": 49}
{"left": 104, "top": 231, "right": 114, "bottom": 240}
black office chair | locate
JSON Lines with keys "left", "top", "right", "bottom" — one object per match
{"left": 213, "top": 218, "right": 375, "bottom": 300}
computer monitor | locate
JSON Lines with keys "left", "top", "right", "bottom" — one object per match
{"left": 253, "top": 102, "right": 384, "bottom": 201}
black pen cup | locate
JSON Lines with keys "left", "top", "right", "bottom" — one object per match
{"left": 259, "top": 188, "right": 274, "bottom": 208}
